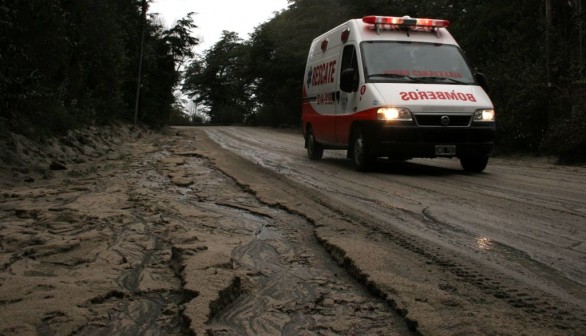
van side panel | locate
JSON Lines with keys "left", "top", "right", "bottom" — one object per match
{"left": 302, "top": 24, "right": 350, "bottom": 146}
{"left": 303, "top": 56, "right": 338, "bottom": 144}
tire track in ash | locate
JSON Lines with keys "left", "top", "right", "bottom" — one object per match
{"left": 305, "top": 185, "right": 586, "bottom": 333}
{"left": 320, "top": 182, "right": 586, "bottom": 308}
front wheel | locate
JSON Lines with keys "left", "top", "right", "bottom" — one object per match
{"left": 306, "top": 128, "right": 323, "bottom": 160}
{"left": 460, "top": 155, "right": 489, "bottom": 172}
{"left": 352, "top": 128, "right": 375, "bottom": 171}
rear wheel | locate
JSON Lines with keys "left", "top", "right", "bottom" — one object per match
{"left": 460, "top": 155, "right": 489, "bottom": 172}
{"left": 306, "top": 128, "right": 323, "bottom": 160}
{"left": 352, "top": 128, "right": 375, "bottom": 171}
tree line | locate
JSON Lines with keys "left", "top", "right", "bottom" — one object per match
{"left": 0, "top": 0, "right": 197, "bottom": 139}
{"left": 1, "top": 0, "right": 584, "bottom": 162}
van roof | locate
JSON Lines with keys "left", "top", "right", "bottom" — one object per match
{"left": 311, "top": 16, "right": 459, "bottom": 49}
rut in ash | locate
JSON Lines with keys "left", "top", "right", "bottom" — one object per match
{"left": 164, "top": 135, "right": 414, "bottom": 335}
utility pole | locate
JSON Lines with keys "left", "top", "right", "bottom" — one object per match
{"left": 577, "top": 0, "right": 584, "bottom": 79}
{"left": 134, "top": 0, "right": 148, "bottom": 125}
{"left": 545, "top": 0, "right": 552, "bottom": 87}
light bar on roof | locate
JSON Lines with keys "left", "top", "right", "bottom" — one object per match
{"left": 362, "top": 15, "right": 450, "bottom": 28}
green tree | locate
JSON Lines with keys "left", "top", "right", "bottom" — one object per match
{"left": 0, "top": 0, "right": 74, "bottom": 136}
{"left": 67, "top": 0, "right": 130, "bottom": 125}
{"left": 0, "top": 0, "right": 195, "bottom": 135}
{"left": 138, "top": 12, "right": 198, "bottom": 127}
{"left": 183, "top": 31, "right": 251, "bottom": 124}
{"left": 162, "top": 12, "right": 199, "bottom": 72}
{"left": 246, "top": 0, "right": 347, "bottom": 126}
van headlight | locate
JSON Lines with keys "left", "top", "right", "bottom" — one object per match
{"left": 473, "top": 109, "right": 495, "bottom": 122}
{"left": 377, "top": 107, "right": 413, "bottom": 121}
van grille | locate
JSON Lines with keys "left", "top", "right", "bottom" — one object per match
{"left": 415, "top": 114, "right": 471, "bottom": 127}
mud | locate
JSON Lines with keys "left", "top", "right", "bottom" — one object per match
{"left": 0, "top": 127, "right": 414, "bottom": 335}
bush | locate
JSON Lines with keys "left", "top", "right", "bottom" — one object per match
{"left": 543, "top": 110, "right": 586, "bottom": 164}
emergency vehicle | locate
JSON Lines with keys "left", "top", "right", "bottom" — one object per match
{"left": 302, "top": 15, "right": 495, "bottom": 172}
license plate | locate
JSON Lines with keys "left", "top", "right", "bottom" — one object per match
{"left": 435, "top": 145, "right": 456, "bottom": 156}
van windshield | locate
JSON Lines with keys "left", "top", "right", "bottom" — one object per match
{"left": 362, "top": 41, "right": 476, "bottom": 85}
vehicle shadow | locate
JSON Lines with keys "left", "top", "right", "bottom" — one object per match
{"left": 320, "top": 157, "right": 470, "bottom": 177}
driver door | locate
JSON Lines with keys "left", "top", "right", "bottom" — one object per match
{"left": 335, "top": 44, "right": 360, "bottom": 145}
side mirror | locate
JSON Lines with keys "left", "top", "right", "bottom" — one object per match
{"left": 340, "top": 68, "right": 358, "bottom": 93}
{"left": 475, "top": 72, "right": 490, "bottom": 93}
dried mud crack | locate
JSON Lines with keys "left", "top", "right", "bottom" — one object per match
{"left": 161, "top": 134, "right": 414, "bottom": 335}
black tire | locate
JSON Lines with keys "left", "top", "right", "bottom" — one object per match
{"left": 460, "top": 155, "right": 489, "bottom": 172}
{"left": 352, "top": 128, "right": 375, "bottom": 171}
{"left": 306, "top": 128, "right": 323, "bottom": 160}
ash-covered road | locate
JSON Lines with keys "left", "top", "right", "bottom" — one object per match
{"left": 1, "top": 125, "right": 584, "bottom": 335}
{"left": 196, "top": 126, "right": 586, "bottom": 335}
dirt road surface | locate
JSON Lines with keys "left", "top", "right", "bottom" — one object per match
{"left": 1, "top": 125, "right": 585, "bottom": 335}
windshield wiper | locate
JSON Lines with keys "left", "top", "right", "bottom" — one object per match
{"left": 367, "top": 73, "right": 424, "bottom": 82}
{"left": 416, "top": 76, "right": 468, "bottom": 84}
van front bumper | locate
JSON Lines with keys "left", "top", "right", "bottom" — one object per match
{"left": 363, "top": 122, "right": 496, "bottom": 158}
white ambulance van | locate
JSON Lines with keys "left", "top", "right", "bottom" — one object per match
{"left": 302, "top": 15, "right": 495, "bottom": 172}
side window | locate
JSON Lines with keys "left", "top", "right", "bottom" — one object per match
{"left": 340, "top": 45, "right": 357, "bottom": 71}
{"left": 340, "top": 45, "right": 359, "bottom": 92}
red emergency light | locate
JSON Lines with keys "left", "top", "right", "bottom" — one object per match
{"left": 362, "top": 15, "right": 450, "bottom": 29}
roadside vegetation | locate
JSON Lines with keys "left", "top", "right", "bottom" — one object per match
{"left": 1, "top": 0, "right": 584, "bottom": 162}
{"left": 0, "top": 0, "right": 197, "bottom": 136}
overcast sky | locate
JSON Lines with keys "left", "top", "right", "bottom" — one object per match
{"left": 150, "top": 0, "right": 289, "bottom": 53}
